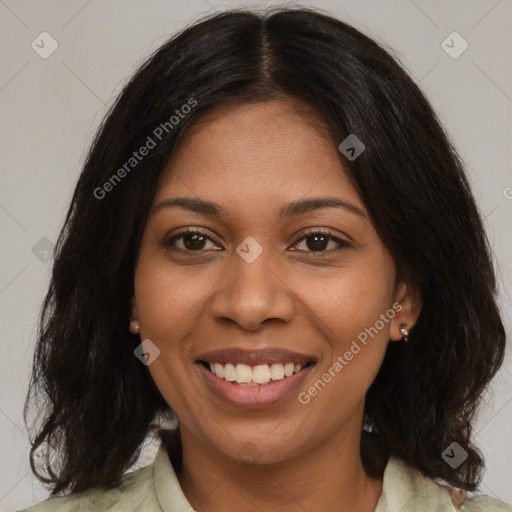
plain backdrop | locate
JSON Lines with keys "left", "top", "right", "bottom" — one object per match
{"left": 1, "top": 0, "right": 511, "bottom": 510}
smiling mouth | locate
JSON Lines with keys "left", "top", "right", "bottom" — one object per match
{"left": 198, "top": 361, "right": 316, "bottom": 386}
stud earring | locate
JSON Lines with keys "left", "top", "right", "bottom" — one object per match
{"left": 399, "top": 322, "right": 409, "bottom": 342}
{"left": 130, "top": 319, "right": 140, "bottom": 334}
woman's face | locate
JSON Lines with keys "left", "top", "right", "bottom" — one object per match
{"left": 132, "top": 98, "right": 417, "bottom": 465}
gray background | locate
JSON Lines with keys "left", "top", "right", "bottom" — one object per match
{"left": 1, "top": 0, "right": 511, "bottom": 510}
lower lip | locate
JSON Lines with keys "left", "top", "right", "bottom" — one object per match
{"left": 197, "top": 363, "right": 314, "bottom": 409}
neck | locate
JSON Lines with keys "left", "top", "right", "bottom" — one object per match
{"left": 176, "top": 421, "right": 384, "bottom": 512}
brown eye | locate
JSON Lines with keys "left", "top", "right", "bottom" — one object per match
{"left": 292, "top": 231, "right": 351, "bottom": 253}
{"left": 181, "top": 233, "right": 207, "bottom": 250}
{"left": 162, "top": 229, "right": 220, "bottom": 252}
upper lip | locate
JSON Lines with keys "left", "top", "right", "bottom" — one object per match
{"left": 195, "top": 347, "right": 317, "bottom": 366}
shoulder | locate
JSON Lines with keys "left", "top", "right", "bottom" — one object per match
{"left": 459, "top": 494, "right": 512, "bottom": 511}
{"left": 16, "top": 458, "right": 159, "bottom": 512}
{"left": 18, "top": 443, "right": 193, "bottom": 512}
{"left": 379, "top": 456, "right": 512, "bottom": 512}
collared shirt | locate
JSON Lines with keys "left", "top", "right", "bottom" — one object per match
{"left": 18, "top": 445, "right": 512, "bottom": 511}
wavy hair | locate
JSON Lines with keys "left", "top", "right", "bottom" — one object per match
{"left": 24, "top": 6, "right": 506, "bottom": 496}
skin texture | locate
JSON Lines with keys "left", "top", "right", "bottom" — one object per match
{"left": 131, "top": 98, "right": 421, "bottom": 511}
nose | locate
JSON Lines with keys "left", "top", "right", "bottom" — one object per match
{"left": 210, "top": 245, "right": 295, "bottom": 331}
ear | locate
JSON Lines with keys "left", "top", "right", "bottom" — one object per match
{"left": 129, "top": 296, "right": 140, "bottom": 334}
{"left": 389, "top": 280, "right": 422, "bottom": 341}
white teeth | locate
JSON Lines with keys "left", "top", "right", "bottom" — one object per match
{"left": 207, "top": 362, "right": 306, "bottom": 385}
{"left": 252, "top": 364, "right": 271, "bottom": 384}
{"left": 269, "top": 363, "right": 285, "bottom": 380}
{"left": 235, "top": 363, "right": 252, "bottom": 383}
{"left": 284, "top": 362, "right": 294, "bottom": 377}
{"left": 223, "top": 363, "right": 236, "bottom": 381}
{"left": 214, "top": 363, "right": 224, "bottom": 379}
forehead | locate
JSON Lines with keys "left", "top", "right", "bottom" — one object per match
{"left": 153, "top": 98, "right": 364, "bottom": 216}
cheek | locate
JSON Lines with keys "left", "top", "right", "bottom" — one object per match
{"left": 296, "top": 278, "right": 393, "bottom": 437}
{"left": 132, "top": 255, "right": 209, "bottom": 397}
{"left": 134, "top": 253, "right": 213, "bottom": 341}
{"left": 293, "top": 258, "right": 395, "bottom": 349}
{"left": 321, "top": 280, "right": 393, "bottom": 342}
{"left": 291, "top": 254, "right": 395, "bottom": 408}
{"left": 133, "top": 264, "right": 201, "bottom": 417}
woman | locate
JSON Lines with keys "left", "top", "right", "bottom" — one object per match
{"left": 20, "top": 6, "right": 511, "bottom": 512}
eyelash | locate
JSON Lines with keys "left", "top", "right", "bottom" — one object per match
{"left": 161, "top": 227, "right": 351, "bottom": 255}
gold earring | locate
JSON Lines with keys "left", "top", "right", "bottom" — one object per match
{"left": 399, "top": 322, "right": 409, "bottom": 342}
{"left": 130, "top": 319, "right": 140, "bottom": 334}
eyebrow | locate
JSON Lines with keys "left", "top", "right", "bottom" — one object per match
{"left": 151, "top": 195, "right": 367, "bottom": 220}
